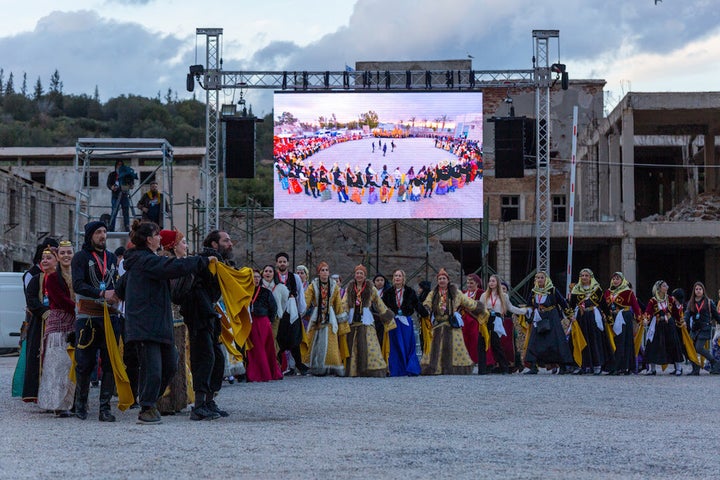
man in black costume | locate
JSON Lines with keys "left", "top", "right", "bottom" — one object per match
{"left": 71, "top": 221, "right": 120, "bottom": 421}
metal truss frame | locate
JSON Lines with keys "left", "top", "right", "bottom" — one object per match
{"left": 193, "top": 28, "right": 557, "bottom": 273}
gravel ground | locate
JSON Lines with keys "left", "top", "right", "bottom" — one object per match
{"left": 1, "top": 355, "right": 717, "bottom": 479}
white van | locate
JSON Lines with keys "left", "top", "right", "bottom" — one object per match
{"left": 0, "top": 272, "right": 26, "bottom": 354}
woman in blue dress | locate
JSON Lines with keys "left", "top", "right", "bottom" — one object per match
{"left": 381, "top": 269, "right": 422, "bottom": 376}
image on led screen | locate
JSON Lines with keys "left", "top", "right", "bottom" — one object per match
{"left": 273, "top": 91, "right": 483, "bottom": 219}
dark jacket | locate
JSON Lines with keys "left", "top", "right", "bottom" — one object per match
{"left": 382, "top": 285, "right": 423, "bottom": 317}
{"left": 178, "top": 248, "right": 222, "bottom": 333}
{"left": 118, "top": 247, "right": 208, "bottom": 344}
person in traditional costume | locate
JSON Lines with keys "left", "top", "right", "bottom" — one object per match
{"left": 37, "top": 241, "right": 76, "bottom": 416}
{"left": 22, "top": 247, "right": 58, "bottom": 403}
{"left": 684, "top": 281, "right": 720, "bottom": 375}
{"left": 524, "top": 271, "right": 574, "bottom": 374}
{"left": 260, "top": 264, "right": 289, "bottom": 367}
{"left": 274, "top": 252, "right": 308, "bottom": 375}
{"left": 156, "top": 229, "right": 193, "bottom": 414}
{"left": 643, "top": 280, "right": 685, "bottom": 376}
{"left": 568, "top": 268, "right": 610, "bottom": 375}
{"left": 381, "top": 269, "right": 422, "bottom": 376}
{"left": 417, "top": 280, "right": 433, "bottom": 357}
{"left": 372, "top": 273, "right": 391, "bottom": 351}
{"left": 72, "top": 221, "right": 122, "bottom": 421}
{"left": 602, "top": 272, "right": 642, "bottom": 375}
{"left": 13, "top": 239, "right": 59, "bottom": 399}
{"left": 341, "top": 264, "right": 396, "bottom": 377}
{"left": 460, "top": 273, "right": 484, "bottom": 369}
{"left": 119, "top": 220, "right": 214, "bottom": 424}
{"left": 245, "top": 270, "right": 283, "bottom": 382}
{"left": 304, "top": 262, "right": 348, "bottom": 376}
{"left": 479, "top": 274, "right": 526, "bottom": 374}
{"left": 175, "top": 230, "right": 234, "bottom": 420}
{"left": 421, "top": 268, "right": 484, "bottom": 375}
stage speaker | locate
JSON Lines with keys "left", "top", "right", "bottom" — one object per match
{"left": 494, "top": 117, "right": 535, "bottom": 178}
{"left": 224, "top": 117, "right": 256, "bottom": 179}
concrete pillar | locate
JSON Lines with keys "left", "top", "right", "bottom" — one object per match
{"left": 621, "top": 109, "right": 635, "bottom": 222}
{"left": 496, "top": 223, "right": 512, "bottom": 282}
{"left": 621, "top": 236, "right": 637, "bottom": 289}
{"left": 704, "top": 134, "right": 717, "bottom": 192}
{"left": 704, "top": 247, "right": 720, "bottom": 302}
{"left": 598, "top": 135, "right": 609, "bottom": 220}
{"left": 608, "top": 134, "right": 621, "bottom": 219}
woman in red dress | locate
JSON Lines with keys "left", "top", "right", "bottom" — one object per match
{"left": 245, "top": 270, "right": 283, "bottom": 382}
{"left": 602, "top": 272, "right": 642, "bottom": 375}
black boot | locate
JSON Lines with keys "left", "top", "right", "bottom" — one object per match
{"left": 98, "top": 371, "right": 116, "bottom": 422}
{"left": 74, "top": 374, "right": 91, "bottom": 420}
{"left": 190, "top": 392, "right": 220, "bottom": 421}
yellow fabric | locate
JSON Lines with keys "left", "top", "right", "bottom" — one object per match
{"left": 520, "top": 315, "right": 531, "bottom": 353}
{"left": 103, "top": 303, "right": 133, "bottom": 412}
{"left": 570, "top": 321, "right": 587, "bottom": 367}
{"left": 300, "top": 321, "right": 310, "bottom": 360}
{"left": 381, "top": 318, "right": 398, "bottom": 363}
{"left": 209, "top": 262, "right": 254, "bottom": 355}
{"left": 216, "top": 306, "right": 245, "bottom": 360}
{"left": 606, "top": 322, "right": 617, "bottom": 352}
{"left": 633, "top": 323, "right": 645, "bottom": 357}
{"left": 67, "top": 344, "right": 76, "bottom": 384}
{"left": 420, "top": 316, "right": 433, "bottom": 355}
{"left": 679, "top": 325, "right": 701, "bottom": 366}
{"left": 480, "top": 322, "right": 490, "bottom": 352}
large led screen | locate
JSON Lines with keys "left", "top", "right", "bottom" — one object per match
{"left": 273, "top": 91, "right": 483, "bottom": 219}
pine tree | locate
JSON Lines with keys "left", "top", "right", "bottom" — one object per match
{"left": 21, "top": 73, "right": 28, "bottom": 97}
{"left": 33, "top": 77, "right": 44, "bottom": 100}
{"left": 0, "top": 68, "right": 4, "bottom": 96}
{"left": 5, "top": 72, "right": 15, "bottom": 95}
{"left": 49, "top": 69, "right": 62, "bottom": 93}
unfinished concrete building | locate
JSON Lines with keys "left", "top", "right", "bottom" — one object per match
{"left": 576, "top": 92, "right": 720, "bottom": 299}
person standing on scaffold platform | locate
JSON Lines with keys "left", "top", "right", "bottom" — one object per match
{"left": 106, "top": 159, "right": 137, "bottom": 232}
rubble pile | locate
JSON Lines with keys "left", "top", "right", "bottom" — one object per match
{"left": 642, "top": 193, "right": 720, "bottom": 221}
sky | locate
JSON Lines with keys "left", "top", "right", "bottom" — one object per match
{"left": 1, "top": 0, "right": 719, "bottom": 117}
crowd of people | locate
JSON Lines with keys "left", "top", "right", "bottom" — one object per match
{"left": 12, "top": 222, "right": 720, "bottom": 425}
{"left": 274, "top": 135, "right": 483, "bottom": 205}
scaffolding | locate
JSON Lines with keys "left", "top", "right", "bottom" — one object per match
{"left": 73, "top": 138, "right": 174, "bottom": 246}
{"left": 190, "top": 28, "right": 561, "bottom": 274}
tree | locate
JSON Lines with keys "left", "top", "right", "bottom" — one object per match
{"left": 21, "top": 73, "right": 28, "bottom": 97}
{"left": 276, "top": 111, "right": 297, "bottom": 125}
{"left": 164, "top": 88, "right": 173, "bottom": 104}
{"left": 0, "top": 68, "right": 4, "bottom": 96}
{"left": 5, "top": 72, "right": 15, "bottom": 95}
{"left": 48, "top": 69, "right": 63, "bottom": 114}
{"left": 49, "top": 70, "right": 62, "bottom": 94}
{"left": 359, "top": 110, "right": 379, "bottom": 129}
{"left": 33, "top": 77, "right": 43, "bottom": 100}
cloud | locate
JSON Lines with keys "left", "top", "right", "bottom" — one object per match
{"left": 0, "top": 10, "right": 192, "bottom": 100}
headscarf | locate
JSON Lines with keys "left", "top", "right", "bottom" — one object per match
{"left": 531, "top": 271, "right": 554, "bottom": 296}
{"left": 315, "top": 262, "right": 328, "bottom": 275}
{"left": 354, "top": 264, "right": 368, "bottom": 276}
{"left": 159, "top": 228, "right": 184, "bottom": 251}
{"left": 571, "top": 268, "right": 601, "bottom": 295}
{"left": 608, "top": 272, "right": 630, "bottom": 294}
{"left": 652, "top": 280, "right": 668, "bottom": 302}
{"left": 466, "top": 273, "right": 482, "bottom": 290}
